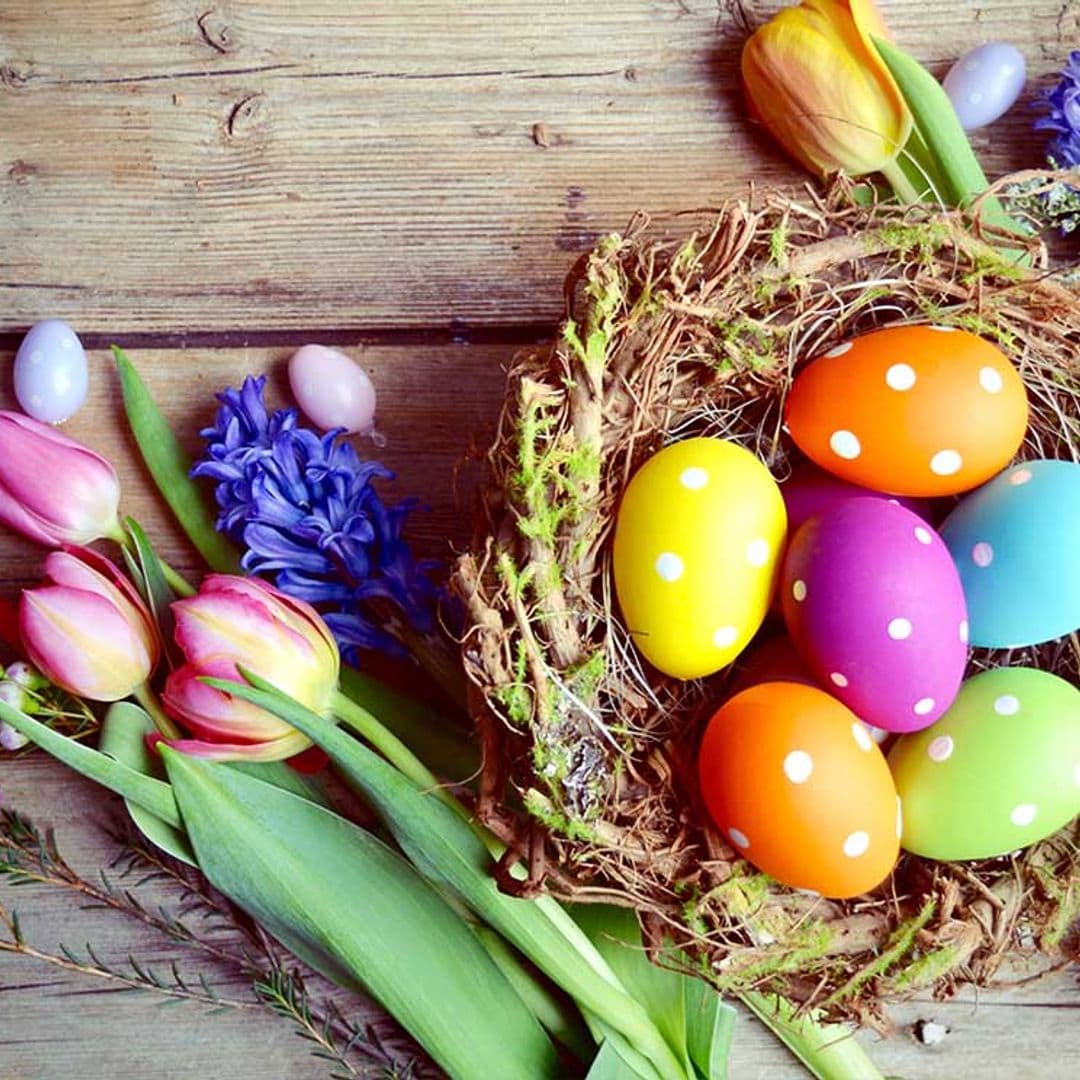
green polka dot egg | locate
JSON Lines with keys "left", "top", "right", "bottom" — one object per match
{"left": 888, "top": 668, "right": 1080, "bottom": 861}
{"left": 612, "top": 437, "right": 786, "bottom": 680}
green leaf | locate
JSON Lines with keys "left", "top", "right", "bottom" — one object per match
{"left": 684, "top": 978, "right": 736, "bottom": 1080}
{"left": 113, "top": 346, "right": 242, "bottom": 574}
{"left": 0, "top": 700, "right": 181, "bottom": 828}
{"left": 207, "top": 674, "right": 689, "bottom": 1080}
{"left": 124, "top": 517, "right": 182, "bottom": 667}
{"left": 226, "top": 759, "right": 333, "bottom": 810}
{"left": 338, "top": 666, "right": 480, "bottom": 783}
{"left": 586, "top": 1037, "right": 660, "bottom": 1080}
{"left": 159, "top": 748, "right": 561, "bottom": 1080}
{"left": 99, "top": 702, "right": 196, "bottom": 865}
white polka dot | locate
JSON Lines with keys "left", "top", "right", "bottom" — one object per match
{"left": 830, "top": 672, "right": 849, "bottom": 688}
{"left": 885, "top": 363, "right": 917, "bottom": 391}
{"left": 302, "top": 380, "right": 316, "bottom": 397}
{"left": 783, "top": 750, "right": 814, "bottom": 784}
{"left": 680, "top": 466, "right": 708, "bottom": 490}
{"left": 745, "top": 538, "right": 770, "bottom": 568}
{"left": 29, "top": 349, "right": 44, "bottom": 365}
{"left": 824, "top": 341, "right": 853, "bottom": 357}
{"left": 1001, "top": 64, "right": 1016, "bottom": 77}
{"left": 928, "top": 735, "right": 954, "bottom": 762}
{"left": 713, "top": 625, "right": 738, "bottom": 649}
{"left": 843, "top": 831, "right": 870, "bottom": 858}
{"left": 888, "top": 617, "right": 913, "bottom": 640}
{"left": 867, "top": 725, "right": 889, "bottom": 745}
{"left": 655, "top": 553, "right": 684, "bottom": 582}
{"left": 1010, "top": 803, "right": 1037, "bottom": 827}
{"left": 887, "top": 498, "right": 900, "bottom": 505}
{"left": 52, "top": 370, "right": 72, "bottom": 394}
{"left": 29, "top": 395, "right": 42, "bottom": 407}
{"left": 994, "top": 694, "right": 1020, "bottom": 716}
{"left": 60, "top": 336, "right": 75, "bottom": 349}
{"left": 728, "top": 828, "right": 750, "bottom": 849}
{"left": 1010, "top": 468, "right": 1033, "bottom": 486}
{"left": 972, "top": 542, "right": 994, "bottom": 568}
{"left": 964, "top": 59, "right": 980, "bottom": 72}
{"left": 929, "top": 325, "right": 958, "bottom": 332}
{"left": 914, "top": 526, "right": 933, "bottom": 545}
{"left": 792, "top": 579, "right": 807, "bottom": 603}
{"left": 969, "top": 91, "right": 984, "bottom": 105}
{"left": 852, "top": 723, "right": 873, "bottom": 751}
{"left": 913, "top": 697, "right": 936, "bottom": 716}
{"left": 979, "top": 366, "right": 1004, "bottom": 394}
{"left": 959, "top": 619, "right": 969, "bottom": 644}
{"left": 829, "top": 430, "right": 861, "bottom": 460}
{"left": 896, "top": 797, "right": 904, "bottom": 839}
{"left": 930, "top": 449, "right": 963, "bottom": 476}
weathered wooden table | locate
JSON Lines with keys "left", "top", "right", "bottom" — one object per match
{"left": 1, "top": 2, "right": 1077, "bottom": 1076}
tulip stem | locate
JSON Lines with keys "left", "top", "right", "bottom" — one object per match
{"left": 879, "top": 160, "right": 922, "bottom": 205}
{"left": 159, "top": 560, "right": 196, "bottom": 598}
{"left": 133, "top": 683, "right": 182, "bottom": 741}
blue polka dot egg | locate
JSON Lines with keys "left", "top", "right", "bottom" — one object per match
{"left": 612, "top": 437, "right": 786, "bottom": 680}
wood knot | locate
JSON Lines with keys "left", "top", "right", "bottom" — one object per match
{"left": 0, "top": 62, "right": 31, "bottom": 89}
{"left": 226, "top": 92, "right": 266, "bottom": 139}
{"left": 197, "top": 10, "right": 233, "bottom": 55}
{"left": 7, "top": 159, "right": 37, "bottom": 184}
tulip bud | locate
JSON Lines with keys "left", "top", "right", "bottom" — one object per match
{"left": 0, "top": 412, "right": 122, "bottom": 547}
{"left": 162, "top": 575, "right": 339, "bottom": 761}
{"left": 741, "top": 0, "right": 912, "bottom": 178}
{"left": 20, "top": 548, "right": 159, "bottom": 701}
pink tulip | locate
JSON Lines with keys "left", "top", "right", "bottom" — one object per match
{"left": 20, "top": 547, "right": 159, "bottom": 701}
{"left": 0, "top": 412, "right": 122, "bottom": 547}
{"left": 162, "top": 575, "right": 339, "bottom": 761}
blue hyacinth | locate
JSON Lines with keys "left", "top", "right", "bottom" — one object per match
{"left": 193, "top": 375, "right": 438, "bottom": 662}
{"left": 1034, "top": 51, "right": 1080, "bottom": 168}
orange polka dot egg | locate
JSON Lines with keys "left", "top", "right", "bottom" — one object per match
{"left": 785, "top": 325, "right": 1028, "bottom": 497}
{"left": 698, "top": 682, "right": 900, "bottom": 899}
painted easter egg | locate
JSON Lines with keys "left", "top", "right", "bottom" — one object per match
{"left": 699, "top": 681, "right": 899, "bottom": 898}
{"left": 940, "top": 460, "right": 1080, "bottom": 648}
{"left": 781, "top": 462, "right": 931, "bottom": 537}
{"left": 943, "top": 43, "right": 1026, "bottom": 131}
{"left": 889, "top": 668, "right": 1080, "bottom": 861}
{"left": 613, "top": 437, "right": 786, "bottom": 680}
{"left": 13, "top": 319, "right": 89, "bottom": 424}
{"left": 782, "top": 499, "right": 968, "bottom": 733}
{"left": 785, "top": 325, "right": 1028, "bottom": 497}
{"left": 288, "top": 345, "right": 377, "bottom": 434}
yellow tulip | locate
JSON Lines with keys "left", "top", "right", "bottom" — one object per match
{"left": 742, "top": 0, "right": 912, "bottom": 182}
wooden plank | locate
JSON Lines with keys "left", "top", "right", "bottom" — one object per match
{"left": 0, "top": 0, "right": 1066, "bottom": 333}
{"left": 0, "top": 344, "right": 509, "bottom": 586}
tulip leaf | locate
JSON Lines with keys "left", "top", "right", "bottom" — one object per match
{"left": 338, "top": 666, "right": 480, "bottom": 784}
{"left": 99, "top": 702, "right": 196, "bottom": 865}
{"left": 159, "top": 747, "right": 561, "bottom": 1080}
{"left": 206, "top": 673, "right": 690, "bottom": 1080}
{"left": 113, "top": 347, "right": 242, "bottom": 574}
{"left": 226, "top": 759, "right": 333, "bottom": 810}
{"left": 123, "top": 516, "right": 183, "bottom": 669}
{"left": 586, "top": 1037, "right": 661, "bottom": 1080}
{"left": 684, "top": 978, "right": 736, "bottom": 1080}
{"left": 0, "top": 700, "right": 181, "bottom": 828}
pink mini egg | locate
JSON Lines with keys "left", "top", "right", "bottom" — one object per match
{"left": 288, "top": 345, "right": 377, "bottom": 434}
{"left": 781, "top": 463, "right": 931, "bottom": 537}
{"left": 781, "top": 499, "right": 968, "bottom": 734}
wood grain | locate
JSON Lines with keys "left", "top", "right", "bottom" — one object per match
{"left": 0, "top": 0, "right": 1071, "bottom": 334}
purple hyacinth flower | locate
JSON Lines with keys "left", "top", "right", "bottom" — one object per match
{"left": 1034, "top": 51, "right": 1080, "bottom": 167}
{"left": 193, "top": 375, "right": 438, "bottom": 662}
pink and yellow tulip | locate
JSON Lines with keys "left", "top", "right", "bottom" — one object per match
{"left": 20, "top": 547, "right": 159, "bottom": 701}
{"left": 742, "top": 0, "right": 912, "bottom": 181}
{"left": 0, "top": 412, "right": 122, "bottom": 547}
{"left": 162, "top": 575, "right": 339, "bottom": 761}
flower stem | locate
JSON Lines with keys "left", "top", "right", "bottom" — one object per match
{"left": 740, "top": 993, "right": 885, "bottom": 1080}
{"left": 133, "top": 683, "right": 182, "bottom": 740}
{"left": 159, "top": 559, "right": 196, "bottom": 598}
{"left": 880, "top": 159, "right": 923, "bottom": 204}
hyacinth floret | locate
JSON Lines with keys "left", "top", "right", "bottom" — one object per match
{"left": 193, "top": 376, "right": 437, "bottom": 661}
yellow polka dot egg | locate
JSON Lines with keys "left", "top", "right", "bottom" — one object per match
{"left": 612, "top": 437, "right": 786, "bottom": 680}
{"left": 785, "top": 325, "right": 1029, "bottom": 497}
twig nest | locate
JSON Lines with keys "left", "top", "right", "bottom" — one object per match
{"left": 455, "top": 173, "right": 1080, "bottom": 1024}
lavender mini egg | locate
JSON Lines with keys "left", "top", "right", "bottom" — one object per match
{"left": 781, "top": 499, "right": 968, "bottom": 734}
{"left": 288, "top": 345, "right": 377, "bottom": 434}
{"left": 13, "top": 319, "right": 89, "bottom": 424}
{"left": 943, "top": 43, "right": 1026, "bottom": 131}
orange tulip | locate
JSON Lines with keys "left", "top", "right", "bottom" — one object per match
{"left": 742, "top": 0, "right": 912, "bottom": 180}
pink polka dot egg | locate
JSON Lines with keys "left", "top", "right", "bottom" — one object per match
{"left": 698, "top": 681, "right": 900, "bottom": 898}
{"left": 785, "top": 325, "right": 1028, "bottom": 497}
{"left": 781, "top": 499, "right": 968, "bottom": 734}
